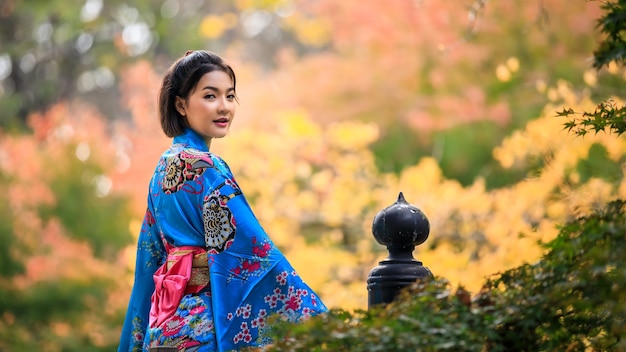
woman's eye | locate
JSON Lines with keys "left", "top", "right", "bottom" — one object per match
{"left": 227, "top": 94, "right": 236, "bottom": 100}
{"left": 205, "top": 94, "right": 215, "bottom": 99}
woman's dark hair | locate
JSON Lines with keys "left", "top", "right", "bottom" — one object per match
{"left": 158, "top": 50, "right": 237, "bottom": 137}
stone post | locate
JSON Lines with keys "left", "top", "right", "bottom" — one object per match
{"left": 367, "top": 192, "right": 432, "bottom": 308}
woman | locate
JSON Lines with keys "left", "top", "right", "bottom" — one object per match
{"left": 118, "top": 50, "right": 327, "bottom": 351}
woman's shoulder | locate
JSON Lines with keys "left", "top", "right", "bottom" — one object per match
{"left": 181, "top": 147, "right": 215, "bottom": 167}
{"left": 177, "top": 146, "right": 235, "bottom": 175}
{"left": 155, "top": 146, "right": 218, "bottom": 194}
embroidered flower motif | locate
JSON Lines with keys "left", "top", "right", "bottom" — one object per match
{"left": 163, "top": 155, "right": 185, "bottom": 194}
{"left": 190, "top": 317, "right": 214, "bottom": 338}
{"left": 227, "top": 238, "right": 272, "bottom": 282}
{"left": 311, "top": 294, "right": 319, "bottom": 306}
{"left": 162, "top": 151, "right": 209, "bottom": 194}
{"left": 147, "top": 292, "right": 214, "bottom": 349}
{"left": 180, "top": 295, "right": 203, "bottom": 310}
{"left": 252, "top": 242, "right": 271, "bottom": 257}
{"left": 242, "top": 260, "right": 261, "bottom": 272}
{"left": 276, "top": 271, "right": 288, "bottom": 285}
{"left": 284, "top": 295, "right": 302, "bottom": 311}
{"left": 181, "top": 150, "right": 210, "bottom": 181}
{"left": 189, "top": 306, "right": 206, "bottom": 315}
{"left": 251, "top": 309, "right": 267, "bottom": 328}
{"left": 235, "top": 304, "right": 252, "bottom": 319}
{"left": 145, "top": 208, "right": 156, "bottom": 226}
{"left": 263, "top": 286, "right": 310, "bottom": 318}
{"left": 203, "top": 193, "right": 236, "bottom": 252}
{"left": 225, "top": 177, "right": 239, "bottom": 190}
{"left": 233, "top": 322, "right": 252, "bottom": 344}
{"left": 162, "top": 315, "right": 186, "bottom": 337}
{"left": 132, "top": 332, "right": 144, "bottom": 344}
{"left": 301, "top": 307, "right": 312, "bottom": 319}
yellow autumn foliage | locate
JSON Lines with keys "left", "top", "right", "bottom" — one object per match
{"left": 234, "top": 0, "right": 285, "bottom": 11}
{"left": 199, "top": 14, "right": 235, "bottom": 39}
{"left": 215, "top": 82, "right": 626, "bottom": 309}
{"left": 282, "top": 13, "right": 331, "bottom": 47}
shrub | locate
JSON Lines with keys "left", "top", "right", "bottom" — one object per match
{"left": 264, "top": 200, "right": 626, "bottom": 351}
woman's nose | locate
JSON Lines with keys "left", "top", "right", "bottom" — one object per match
{"left": 217, "top": 96, "right": 229, "bottom": 111}
{"left": 221, "top": 96, "right": 236, "bottom": 112}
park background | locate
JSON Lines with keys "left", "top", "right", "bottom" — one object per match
{"left": 0, "top": 0, "right": 625, "bottom": 350}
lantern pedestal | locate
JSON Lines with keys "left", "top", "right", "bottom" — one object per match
{"left": 367, "top": 193, "right": 433, "bottom": 308}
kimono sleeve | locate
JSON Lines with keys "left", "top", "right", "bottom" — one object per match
{"left": 118, "top": 207, "right": 166, "bottom": 352}
{"left": 202, "top": 156, "right": 328, "bottom": 350}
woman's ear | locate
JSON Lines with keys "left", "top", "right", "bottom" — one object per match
{"left": 175, "top": 96, "right": 186, "bottom": 116}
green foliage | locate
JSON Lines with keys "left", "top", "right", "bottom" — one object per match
{"left": 37, "top": 144, "right": 133, "bottom": 259}
{"left": 485, "top": 199, "right": 626, "bottom": 351}
{"left": 432, "top": 121, "right": 529, "bottom": 188}
{"left": 0, "top": 278, "right": 110, "bottom": 325}
{"left": 577, "top": 143, "right": 624, "bottom": 184}
{"left": 265, "top": 200, "right": 626, "bottom": 351}
{"left": 371, "top": 123, "right": 426, "bottom": 176}
{"left": 0, "top": 278, "right": 118, "bottom": 352}
{"left": 264, "top": 280, "right": 494, "bottom": 352}
{"left": 0, "top": 172, "right": 26, "bottom": 278}
{"left": 558, "top": 1, "right": 626, "bottom": 137}
{"left": 558, "top": 99, "right": 626, "bottom": 137}
{"left": 593, "top": 0, "right": 626, "bottom": 69}
{"left": 372, "top": 120, "right": 530, "bottom": 188}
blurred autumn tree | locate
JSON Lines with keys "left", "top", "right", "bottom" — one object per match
{"left": 219, "top": 0, "right": 625, "bottom": 186}
{"left": 3, "top": 0, "right": 623, "bottom": 186}
{"left": 0, "top": 105, "right": 136, "bottom": 350}
{"left": 0, "top": 0, "right": 322, "bottom": 131}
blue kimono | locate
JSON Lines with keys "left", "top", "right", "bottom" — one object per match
{"left": 118, "top": 128, "right": 327, "bottom": 351}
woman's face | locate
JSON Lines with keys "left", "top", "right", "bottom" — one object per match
{"left": 176, "top": 70, "right": 236, "bottom": 146}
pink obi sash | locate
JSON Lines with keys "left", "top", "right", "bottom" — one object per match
{"left": 149, "top": 246, "right": 210, "bottom": 328}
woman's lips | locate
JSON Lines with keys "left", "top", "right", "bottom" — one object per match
{"left": 214, "top": 118, "right": 229, "bottom": 127}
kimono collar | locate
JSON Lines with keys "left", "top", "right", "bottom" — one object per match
{"left": 172, "top": 128, "right": 209, "bottom": 152}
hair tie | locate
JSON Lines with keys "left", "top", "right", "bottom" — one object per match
{"left": 184, "top": 50, "right": 194, "bottom": 57}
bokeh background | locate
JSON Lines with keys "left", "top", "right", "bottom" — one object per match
{"left": 1, "top": 0, "right": 625, "bottom": 350}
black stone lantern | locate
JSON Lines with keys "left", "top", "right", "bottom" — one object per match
{"left": 367, "top": 192, "right": 432, "bottom": 308}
